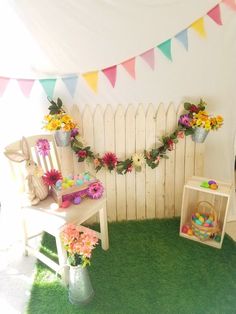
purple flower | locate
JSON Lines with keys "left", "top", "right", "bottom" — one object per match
{"left": 36, "top": 139, "right": 50, "bottom": 157}
{"left": 178, "top": 114, "right": 191, "bottom": 128}
{"left": 87, "top": 182, "right": 104, "bottom": 199}
{"left": 71, "top": 128, "right": 79, "bottom": 138}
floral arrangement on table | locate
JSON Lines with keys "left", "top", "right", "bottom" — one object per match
{"left": 61, "top": 223, "right": 99, "bottom": 267}
{"left": 178, "top": 99, "right": 223, "bottom": 132}
{"left": 42, "top": 97, "right": 76, "bottom": 131}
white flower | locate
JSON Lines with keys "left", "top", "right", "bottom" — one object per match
{"left": 132, "top": 153, "right": 145, "bottom": 171}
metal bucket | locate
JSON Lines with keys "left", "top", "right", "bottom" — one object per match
{"left": 192, "top": 127, "right": 209, "bottom": 143}
{"left": 54, "top": 130, "right": 71, "bottom": 147}
{"left": 68, "top": 265, "right": 94, "bottom": 306}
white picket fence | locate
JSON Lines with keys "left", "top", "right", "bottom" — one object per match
{"left": 63, "top": 103, "right": 205, "bottom": 222}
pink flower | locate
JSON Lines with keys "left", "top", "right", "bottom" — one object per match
{"left": 77, "top": 150, "right": 87, "bottom": 159}
{"left": 102, "top": 152, "right": 118, "bottom": 170}
{"left": 177, "top": 131, "right": 185, "bottom": 139}
{"left": 87, "top": 181, "right": 104, "bottom": 199}
{"left": 43, "top": 169, "right": 62, "bottom": 186}
{"left": 167, "top": 139, "right": 174, "bottom": 151}
{"left": 127, "top": 164, "right": 133, "bottom": 172}
{"left": 36, "top": 138, "right": 50, "bottom": 157}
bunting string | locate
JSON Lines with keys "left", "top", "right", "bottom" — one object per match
{"left": 0, "top": 0, "right": 235, "bottom": 97}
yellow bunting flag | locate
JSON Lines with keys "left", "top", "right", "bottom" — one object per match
{"left": 82, "top": 71, "right": 98, "bottom": 93}
{"left": 190, "top": 17, "right": 206, "bottom": 38}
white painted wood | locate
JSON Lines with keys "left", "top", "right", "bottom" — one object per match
{"left": 175, "top": 104, "right": 185, "bottom": 216}
{"left": 165, "top": 103, "right": 176, "bottom": 218}
{"left": 185, "top": 134, "right": 195, "bottom": 182}
{"left": 125, "top": 104, "right": 136, "bottom": 220}
{"left": 195, "top": 143, "right": 205, "bottom": 177}
{"left": 135, "top": 104, "right": 146, "bottom": 219}
{"left": 115, "top": 105, "right": 127, "bottom": 220}
{"left": 155, "top": 104, "right": 166, "bottom": 218}
{"left": 104, "top": 105, "right": 117, "bottom": 221}
{"left": 82, "top": 105, "right": 94, "bottom": 175}
{"left": 145, "top": 104, "right": 156, "bottom": 218}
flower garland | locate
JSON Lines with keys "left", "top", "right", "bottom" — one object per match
{"left": 70, "top": 100, "right": 223, "bottom": 175}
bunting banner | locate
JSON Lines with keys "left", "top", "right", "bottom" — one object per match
{"left": 0, "top": 0, "right": 235, "bottom": 97}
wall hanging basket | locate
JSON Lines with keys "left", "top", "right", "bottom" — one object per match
{"left": 191, "top": 201, "right": 219, "bottom": 241}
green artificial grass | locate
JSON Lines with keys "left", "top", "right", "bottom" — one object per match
{"left": 26, "top": 218, "right": 236, "bottom": 314}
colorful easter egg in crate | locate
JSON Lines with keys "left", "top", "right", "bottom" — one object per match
{"left": 181, "top": 225, "right": 189, "bottom": 234}
{"left": 198, "top": 216, "right": 204, "bottom": 223}
{"left": 73, "top": 196, "right": 82, "bottom": 205}
{"left": 60, "top": 200, "right": 71, "bottom": 208}
{"left": 76, "top": 179, "right": 84, "bottom": 186}
{"left": 195, "top": 219, "right": 202, "bottom": 225}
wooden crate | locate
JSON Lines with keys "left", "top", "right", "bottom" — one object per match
{"left": 51, "top": 174, "right": 98, "bottom": 206}
{"left": 179, "top": 176, "right": 232, "bottom": 249}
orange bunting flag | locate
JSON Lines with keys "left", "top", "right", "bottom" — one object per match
{"left": 190, "top": 17, "right": 206, "bottom": 38}
{"left": 82, "top": 71, "right": 99, "bottom": 93}
{"left": 121, "top": 57, "right": 136, "bottom": 79}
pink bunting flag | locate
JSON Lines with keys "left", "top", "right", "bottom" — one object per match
{"left": 140, "top": 48, "right": 155, "bottom": 70}
{"left": 17, "top": 79, "right": 35, "bottom": 97}
{"left": 207, "top": 4, "right": 222, "bottom": 25}
{"left": 222, "top": 0, "right": 236, "bottom": 11}
{"left": 0, "top": 77, "right": 10, "bottom": 96}
{"left": 102, "top": 65, "right": 117, "bottom": 87}
{"left": 121, "top": 58, "right": 136, "bottom": 79}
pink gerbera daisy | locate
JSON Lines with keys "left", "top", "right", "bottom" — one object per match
{"left": 102, "top": 152, "right": 118, "bottom": 171}
{"left": 43, "top": 169, "right": 63, "bottom": 186}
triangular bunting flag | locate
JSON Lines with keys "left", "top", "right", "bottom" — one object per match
{"left": 0, "top": 77, "right": 10, "bottom": 96}
{"left": 190, "top": 17, "right": 206, "bottom": 37}
{"left": 102, "top": 65, "right": 117, "bottom": 87}
{"left": 157, "top": 39, "right": 172, "bottom": 61}
{"left": 121, "top": 58, "right": 136, "bottom": 79}
{"left": 207, "top": 4, "right": 222, "bottom": 25}
{"left": 140, "top": 48, "right": 155, "bottom": 70}
{"left": 175, "top": 29, "right": 188, "bottom": 50}
{"left": 62, "top": 76, "right": 78, "bottom": 97}
{"left": 222, "top": 0, "right": 236, "bottom": 11}
{"left": 39, "top": 79, "right": 56, "bottom": 98}
{"left": 82, "top": 71, "right": 98, "bottom": 93}
{"left": 17, "top": 79, "right": 35, "bottom": 97}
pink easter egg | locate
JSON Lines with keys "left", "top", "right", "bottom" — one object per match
{"left": 60, "top": 200, "right": 71, "bottom": 208}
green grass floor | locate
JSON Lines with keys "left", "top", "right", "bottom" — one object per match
{"left": 26, "top": 218, "right": 236, "bottom": 314}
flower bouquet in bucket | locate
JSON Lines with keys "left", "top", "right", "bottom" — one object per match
{"left": 178, "top": 99, "right": 223, "bottom": 143}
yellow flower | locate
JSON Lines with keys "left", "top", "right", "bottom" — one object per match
{"left": 132, "top": 153, "right": 145, "bottom": 171}
{"left": 61, "top": 114, "right": 72, "bottom": 124}
{"left": 48, "top": 119, "right": 61, "bottom": 131}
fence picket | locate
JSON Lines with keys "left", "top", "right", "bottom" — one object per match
{"left": 135, "top": 104, "right": 146, "bottom": 219}
{"left": 175, "top": 104, "right": 185, "bottom": 216}
{"left": 165, "top": 104, "right": 176, "bottom": 218}
{"left": 155, "top": 104, "right": 166, "bottom": 218}
{"left": 115, "top": 105, "right": 126, "bottom": 220}
{"left": 145, "top": 104, "right": 156, "bottom": 218}
{"left": 195, "top": 143, "right": 205, "bottom": 176}
{"left": 104, "top": 105, "right": 117, "bottom": 221}
{"left": 185, "top": 136, "right": 195, "bottom": 182}
{"left": 82, "top": 105, "right": 94, "bottom": 175}
{"left": 125, "top": 104, "right": 136, "bottom": 220}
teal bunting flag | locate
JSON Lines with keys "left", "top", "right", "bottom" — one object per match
{"left": 39, "top": 79, "right": 56, "bottom": 98}
{"left": 157, "top": 39, "right": 172, "bottom": 61}
{"left": 62, "top": 76, "right": 78, "bottom": 97}
{"left": 175, "top": 29, "right": 188, "bottom": 51}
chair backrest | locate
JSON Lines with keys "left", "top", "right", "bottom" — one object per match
{"left": 4, "top": 134, "right": 60, "bottom": 193}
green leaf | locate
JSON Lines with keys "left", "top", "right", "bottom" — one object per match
{"left": 184, "top": 102, "right": 192, "bottom": 110}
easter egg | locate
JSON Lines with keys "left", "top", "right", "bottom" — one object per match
{"left": 210, "top": 183, "right": 218, "bottom": 190}
{"left": 84, "top": 173, "right": 90, "bottom": 181}
{"left": 195, "top": 212, "right": 200, "bottom": 218}
{"left": 181, "top": 225, "right": 189, "bottom": 234}
{"left": 208, "top": 180, "right": 216, "bottom": 185}
{"left": 60, "top": 200, "right": 71, "bottom": 208}
{"left": 195, "top": 219, "right": 202, "bottom": 225}
{"left": 205, "top": 219, "right": 211, "bottom": 224}
{"left": 76, "top": 179, "right": 84, "bottom": 186}
{"left": 199, "top": 216, "right": 204, "bottom": 223}
{"left": 203, "top": 223, "right": 210, "bottom": 227}
{"left": 200, "top": 181, "right": 209, "bottom": 188}
{"left": 187, "top": 229, "right": 193, "bottom": 236}
{"left": 68, "top": 179, "right": 74, "bottom": 186}
{"left": 62, "top": 183, "right": 69, "bottom": 189}
{"left": 73, "top": 196, "right": 82, "bottom": 205}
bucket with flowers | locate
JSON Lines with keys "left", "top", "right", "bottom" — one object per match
{"left": 60, "top": 223, "right": 99, "bottom": 305}
{"left": 178, "top": 99, "right": 223, "bottom": 143}
{"left": 43, "top": 97, "right": 77, "bottom": 146}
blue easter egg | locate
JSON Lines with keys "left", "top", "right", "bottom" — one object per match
{"left": 76, "top": 179, "right": 84, "bottom": 186}
{"left": 84, "top": 174, "right": 90, "bottom": 181}
{"left": 195, "top": 219, "right": 202, "bottom": 225}
{"left": 73, "top": 196, "right": 82, "bottom": 204}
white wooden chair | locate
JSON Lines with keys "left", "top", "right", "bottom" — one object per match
{"left": 4, "top": 134, "right": 109, "bottom": 284}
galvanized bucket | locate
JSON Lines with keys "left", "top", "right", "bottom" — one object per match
{"left": 68, "top": 265, "right": 94, "bottom": 306}
{"left": 192, "top": 127, "right": 209, "bottom": 143}
{"left": 54, "top": 130, "right": 71, "bottom": 147}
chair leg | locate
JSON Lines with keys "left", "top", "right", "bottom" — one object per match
{"left": 99, "top": 206, "right": 109, "bottom": 250}
{"left": 55, "top": 233, "right": 69, "bottom": 285}
{"left": 21, "top": 216, "right": 29, "bottom": 257}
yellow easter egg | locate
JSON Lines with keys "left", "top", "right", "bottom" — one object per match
{"left": 195, "top": 213, "right": 200, "bottom": 218}
{"left": 210, "top": 184, "right": 218, "bottom": 190}
{"left": 199, "top": 216, "right": 204, "bottom": 223}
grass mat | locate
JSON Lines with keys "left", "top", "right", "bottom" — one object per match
{"left": 26, "top": 218, "right": 236, "bottom": 314}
